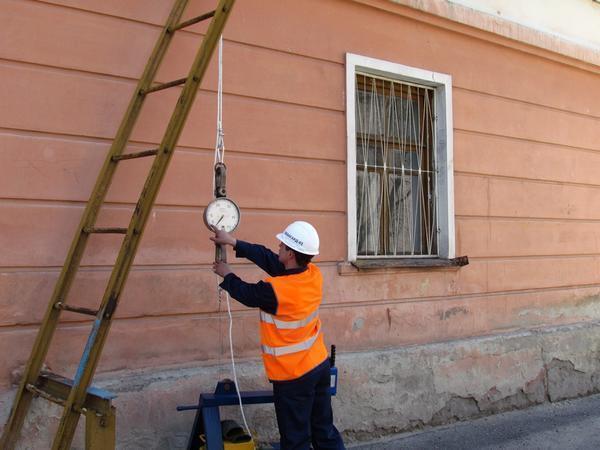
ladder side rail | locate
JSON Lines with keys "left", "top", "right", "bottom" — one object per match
{"left": 51, "top": 1, "right": 236, "bottom": 448}
{"left": 0, "top": 1, "right": 191, "bottom": 449}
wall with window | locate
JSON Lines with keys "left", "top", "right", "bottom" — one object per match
{"left": 1, "top": 0, "right": 600, "bottom": 437}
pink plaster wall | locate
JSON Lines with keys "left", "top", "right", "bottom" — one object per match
{"left": 1, "top": 0, "right": 600, "bottom": 390}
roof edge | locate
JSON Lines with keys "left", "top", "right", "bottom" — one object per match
{"left": 386, "top": 0, "right": 600, "bottom": 68}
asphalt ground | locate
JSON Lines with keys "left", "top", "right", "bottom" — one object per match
{"left": 350, "top": 393, "right": 600, "bottom": 450}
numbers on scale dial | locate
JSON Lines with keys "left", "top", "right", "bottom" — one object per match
{"left": 204, "top": 198, "right": 240, "bottom": 232}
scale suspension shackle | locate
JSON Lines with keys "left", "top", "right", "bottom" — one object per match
{"left": 214, "top": 162, "right": 227, "bottom": 263}
{"left": 214, "top": 162, "right": 227, "bottom": 198}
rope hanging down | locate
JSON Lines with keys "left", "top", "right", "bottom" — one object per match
{"left": 213, "top": 35, "right": 251, "bottom": 436}
{"left": 214, "top": 34, "right": 225, "bottom": 167}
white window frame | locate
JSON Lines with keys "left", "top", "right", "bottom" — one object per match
{"left": 346, "top": 53, "right": 455, "bottom": 261}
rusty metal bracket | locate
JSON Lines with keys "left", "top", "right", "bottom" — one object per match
{"left": 214, "top": 162, "right": 227, "bottom": 198}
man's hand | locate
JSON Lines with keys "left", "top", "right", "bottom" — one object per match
{"left": 212, "top": 261, "right": 232, "bottom": 278}
{"left": 210, "top": 227, "right": 237, "bottom": 247}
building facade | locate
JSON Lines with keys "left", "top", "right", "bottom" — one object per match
{"left": 1, "top": 0, "right": 600, "bottom": 447}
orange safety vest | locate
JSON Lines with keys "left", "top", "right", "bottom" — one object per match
{"left": 261, "top": 263, "right": 328, "bottom": 381}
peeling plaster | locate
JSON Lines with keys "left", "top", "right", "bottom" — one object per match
{"left": 353, "top": 317, "right": 365, "bottom": 331}
{"left": 5, "top": 322, "right": 600, "bottom": 448}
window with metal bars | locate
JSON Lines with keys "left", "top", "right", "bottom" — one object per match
{"left": 346, "top": 54, "right": 455, "bottom": 263}
{"left": 356, "top": 74, "right": 437, "bottom": 256}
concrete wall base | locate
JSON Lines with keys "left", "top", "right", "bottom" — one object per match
{"left": 2, "top": 320, "right": 600, "bottom": 449}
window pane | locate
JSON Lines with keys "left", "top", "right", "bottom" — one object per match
{"left": 357, "top": 170, "right": 381, "bottom": 255}
{"left": 387, "top": 173, "right": 413, "bottom": 254}
{"left": 356, "top": 73, "right": 437, "bottom": 257}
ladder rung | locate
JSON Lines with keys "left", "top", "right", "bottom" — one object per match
{"left": 39, "top": 371, "right": 116, "bottom": 403}
{"left": 83, "top": 227, "right": 128, "bottom": 234}
{"left": 169, "top": 10, "right": 216, "bottom": 32}
{"left": 54, "top": 302, "right": 98, "bottom": 317}
{"left": 30, "top": 372, "right": 115, "bottom": 415}
{"left": 142, "top": 77, "right": 187, "bottom": 94}
{"left": 25, "top": 372, "right": 110, "bottom": 414}
{"left": 112, "top": 148, "right": 159, "bottom": 161}
{"left": 26, "top": 383, "right": 66, "bottom": 407}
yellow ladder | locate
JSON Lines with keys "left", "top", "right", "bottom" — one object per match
{"left": 0, "top": 1, "right": 236, "bottom": 448}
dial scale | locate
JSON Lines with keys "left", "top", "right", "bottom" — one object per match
{"left": 203, "top": 197, "right": 240, "bottom": 233}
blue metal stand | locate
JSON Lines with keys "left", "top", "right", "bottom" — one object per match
{"left": 177, "top": 364, "right": 338, "bottom": 450}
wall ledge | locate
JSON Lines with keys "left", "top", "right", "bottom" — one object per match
{"left": 338, "top": 256, "right": 468, "bottom": 275}
{"left": 354, "top": 0, "right": 600, "bottom": 71}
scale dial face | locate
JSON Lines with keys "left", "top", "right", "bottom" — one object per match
{"left": 203, "top": 197, "right": 240, "bottom": 232}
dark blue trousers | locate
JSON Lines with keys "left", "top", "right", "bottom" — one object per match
{"left": 272, "top": 359, "right": 345, "bottom": 450}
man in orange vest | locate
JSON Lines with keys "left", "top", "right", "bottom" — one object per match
{"left": 211, "top": 221, "right": 345, "bottom": 450}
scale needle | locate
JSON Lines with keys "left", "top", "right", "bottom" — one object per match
{"left": 215, "top": 215, "right": 224, "bottom": 226}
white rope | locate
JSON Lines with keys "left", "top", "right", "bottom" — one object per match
{"left": 215, "top": 35, "right": 225, "bottom": 164}
{"left": 213, "top": 35, "right": 251, "bottom": 437}
{"left": 215, "top": 279, "right": 251, "bottom": 436}
{"left": 224, "top": 289, "right": 251, "bottom": 435}
{"left": 213, "top": 34, "right": 225, "bottom": 192}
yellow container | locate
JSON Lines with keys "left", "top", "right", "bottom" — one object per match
{"left": 224, "top": 440, "right": 256, "bottom": 450}
{"left": 198, "top": 435, "right": 256, "bottom": 450}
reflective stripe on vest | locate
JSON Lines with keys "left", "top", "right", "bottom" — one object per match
{"left": 260, "top": 309, "right": 318, "bottom": 330}
{"left": 261, "top": 328, "right": 320, "bottom": 357}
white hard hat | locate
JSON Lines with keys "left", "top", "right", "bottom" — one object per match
{"left": 276, "top": 221, "right": 320, "bottom": 255}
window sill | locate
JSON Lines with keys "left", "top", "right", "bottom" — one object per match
{"left": 338, "top": 256, "right": 468, "bottom": 275}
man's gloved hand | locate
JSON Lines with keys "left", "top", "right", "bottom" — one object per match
{"left": 212, "top": 261, "right": 232, "bottom": 278}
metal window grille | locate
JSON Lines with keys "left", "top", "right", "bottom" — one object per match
{"left": 355, "top": 73, "right": 437, "bottom": 257}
